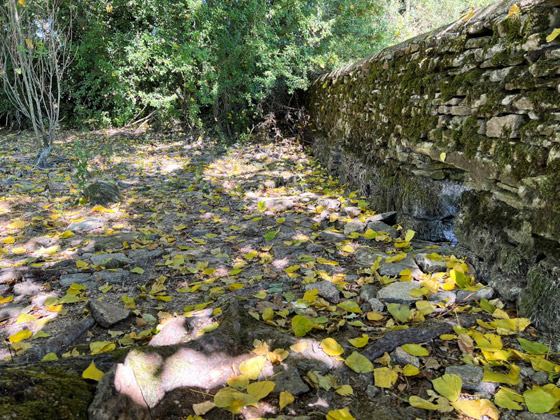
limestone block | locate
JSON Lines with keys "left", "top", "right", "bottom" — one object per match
{"left": 486, "top": 115, "right": 524, "bottom": 138}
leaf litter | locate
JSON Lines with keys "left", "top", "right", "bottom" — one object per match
{"left": 0, "top": 130, "right": 559, "bottom": 419}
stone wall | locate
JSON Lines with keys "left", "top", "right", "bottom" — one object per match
{"left": 304, "top": 0, "right": 560, "bottom": 336}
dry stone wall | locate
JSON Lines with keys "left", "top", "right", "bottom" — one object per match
{"left": 305, "top": 0, "right": 560, "bottom": 336}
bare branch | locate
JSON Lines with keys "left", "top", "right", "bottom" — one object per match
{"left": 0, "top": 0, "right": 74, "bottom": 167}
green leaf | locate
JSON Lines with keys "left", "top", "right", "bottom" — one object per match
{"left": 401, "top": 343, "right": 429, "bottom": 356}
{"left": 432, "top": 373, "right": 462, "bottom": 402}
{"left": 387, "top": 303, "right": 410, "bottom": 323}
{"left": 264, "top": 230, "right": 279, "bottom": 241}
{"left": 292, "top": 315, "right": 313, "bottom": 337}
{"left": 131, "top": 267, "right": 145, "bottom": 274}
{"left": 517, "top": 337, "right": 549, "bottom": 355}
{"left": 344, "top": 351, "right": 373, "bottom": 373}
{"left": 409, "top": 395, "right": 438, "bottom": 410}
{"left": 337, "top": 300, "right": 362, "bottom": 313}
{"left": 404, "top": 229, "right": 415, "bottom": 242}
{"left": 450, "top": 269, "right": 469, "bottom": 289}
{"left": 523, "top": 386, "right": 560, "bottom": 414}
{"left": 494, "top": 387, "right": 524, "bottom": 410}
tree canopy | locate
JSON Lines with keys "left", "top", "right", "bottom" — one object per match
{"left": 1, "top": 0, "right": 496, "bottom": 136}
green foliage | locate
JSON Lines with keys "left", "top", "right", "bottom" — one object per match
{"left": 2, "top": 0, "right": 497, "bottom": 136}
{"left": 64, "top": 0, "right": 390, "bottom": 134}
{"left": 385, "top": 0, "right": 496, "bottom": 43}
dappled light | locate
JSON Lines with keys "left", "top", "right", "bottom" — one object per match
{"left": 1, "top": 0, "right": 560, "bottom": 416}
{"left": 1, "top": 126, "right": 560, "bottom": 418}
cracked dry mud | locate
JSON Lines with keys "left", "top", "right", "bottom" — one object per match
{"left": 0, "top": 131, "right": 559, "bottom": 420}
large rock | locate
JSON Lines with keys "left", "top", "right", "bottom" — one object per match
{"left": 90, "top": 253, "right": 132, "bottom": 269}
{"left": 305, "top": 281, "right": 340, "bottom": 304}
{"left": 377, "top": 282, "right": 422, "bottom": 304}
{"left": 68, "top": 218, "right": 105, "bottom": 233}
{"left": 92, "top": 233, "right": 139, "bottom": 251}
{"left": 84, "top": 180, "right": 121, "bottom": 205}
{"left": 92, "top": 269, "right": 129, "bottom": 284}
{"left": 59, "top": 273, "right": 93, "bottom": 288}
{"left": 414, "top": 252, "right": 448, "bottom": 273}
{"left": 366, "top": 221, "right": 398, "bottom": 238}
{"left": 89, "top": 300, "right": 130, "bottom": 328}
{"left": 378, "top": 255, "right": 423, "bottom": 279}
{"left": 355, "top": 248, "right": 385, "bottom": 266}
{"left": 272, "top": 366, "right": 310, "bottom": 396}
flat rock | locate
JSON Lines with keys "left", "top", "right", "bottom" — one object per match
{"left": 445, "top": 365, "right": 483, "bottom": 390}
{"left": 317, "top": 198, "right": 341, "bottom": 210}
{"left": 360, "top": 285, "right": 384, "bottom": 312}
{"left": 457, "top": 287, "right": 494, "bottom": 302}
{"left": 68, "top": 218, "right": 105, "bottom": 233}
{"left": 90, "top": 253, "right": 132, "bottom": 269}
{"left": 392, "top": 346, "right": 420, "bottom": 367}
{"left": 272, "top": 366, "right": 310, "bottom": 396}
{"left": 367, "top": 221, "right": 398, "bottom": 238}
{"left": 428, "top": 290, "right": 457, "bottom": 305}
{"left": 319, "top": 230, "right": 345, "bottom": 242}
{"left": 305, "top": 281, "right": 340, "bottom": 304}
{"left": 377, "top": 282, "right": 422, "bottom": 304}
{"left": 414, "top": 252, "right": 448, "bottom": 273}
{"left": 92, "top": 233, "right": 139, "bottom": 251}
{"left": 59, "top": 273, "right": 93, "bottom": 288}
{"left": 344, "top": 220, "right": 365, "bottom": 235}
{"left": 0, "top": 304, "right": 26, "bottom": 319}
{"left": 355, "top": 248, "right": 385, "bottom": 266}
{"left": 89, "top": 300, "right": 130, "bottom": 328}
{"left": 379, "top": 255, "right": 423, "bottom": 279}
{"left": 92, "top": 269, "right": 129, "bottom": 284}
{"left": 343, "top": 206, "right": 361, "bottom": 217}
{"left": 84, "top": 180, "right": 121, "bottom": 205}
{"left": 367, "top": 211, "right": 397, "bottom": 224}
{"left": 259, "top": 197, "right": 295, "bottom": 211}
{"left": 128, "top": 248, "right": 164, "bottom": 261}
{"left": 13, "top": 280, "right": 42, "bottom": 297}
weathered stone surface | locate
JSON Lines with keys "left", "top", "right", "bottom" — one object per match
{"left": 90, "top": 253, "right": 132, "bottom": 269}
{"left": 92, "top": 233, "right": 139, "bottom": 251}
{"left": 377, "top": 282, "right": 422, "bottom": 304}
{"left": 457, "top": 287, "right": 494, "bottom": 303}
{"left": 343, "top": 206, "right": 361, "bottom": 217}
{"left": 272, "top": 366, "right": 310, "bottom": 396}
{"left": 89, "top": 300, "right": 130, "bottom": 328}
{"left": 305, "top": 280, "right": 340, "bottom": 304}
{"left": 84, "top": 180, "right": 121, "bottom": 205}
{"left": 59, "top": 273, "right": 93, "bottom": 288}
{"left": 366, "top": 221, "right": 398, "bottom": 238}
{"left": 361, "top": 285, "right": 385, "bottom": 312}
{"left": 378, "top": 255, "right": 423, "bottom": 279}
{"left": 486, "top": 114, "right": 524, "bottom": 138}
{"left": 392, "top": 346, "right": 420, "bottom": 367}
{"left": 68, "top": 218, "right": 105, "bottom": 233}
{"left": 414, "top": 253, "right": 448, "bottom": 273}
{"left": 92, "top": 269, "right": 129, "bottom": 284}
{"left": 344, "top": 220, "right": 365, "bottom": 235}
{"left": 355, "top": 248, "right": 385, "bottom": 266}
{"left": 305, "top": 0, "right": 560, "bottom": 341}
{"left": 128, "top": 248, "right": 164, "bottom": 261}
